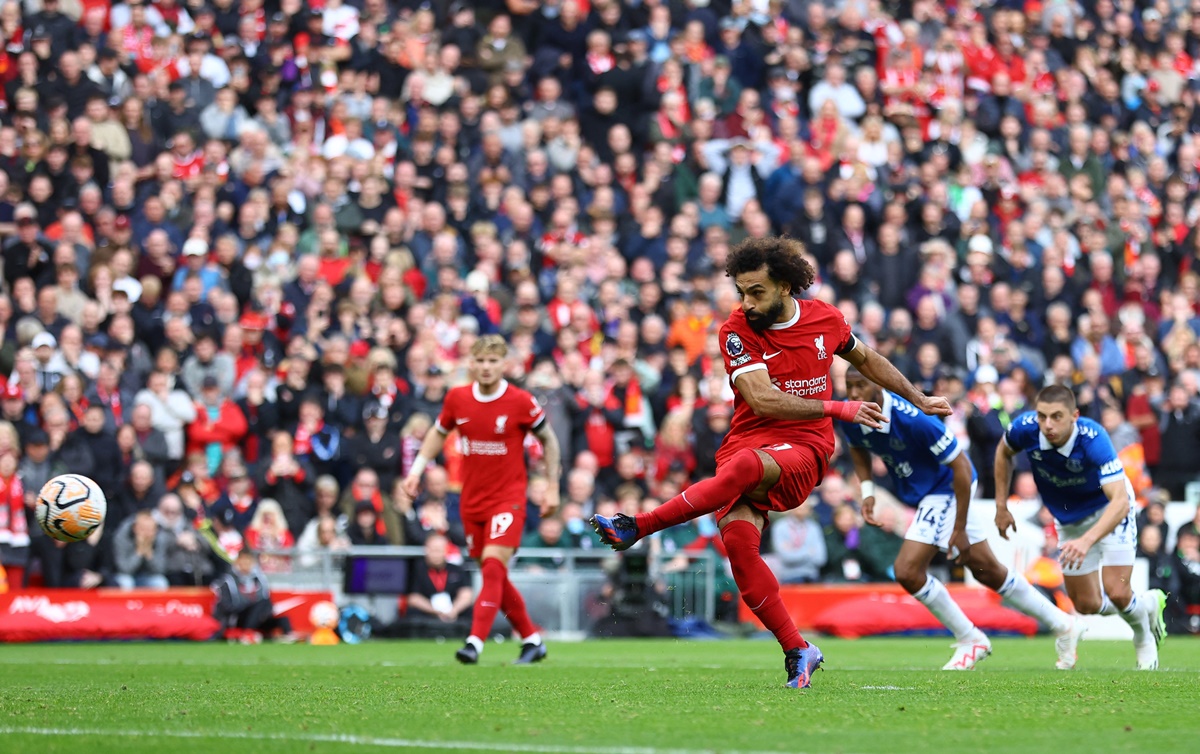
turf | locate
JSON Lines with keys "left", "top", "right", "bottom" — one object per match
{"left": 0, "top": 637, "right": 1195, "bottom": 754}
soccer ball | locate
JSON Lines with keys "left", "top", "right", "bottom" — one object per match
{"left": 35, "top": 474, "right": 107, "bottom": 543}
{"left": 309, "top": 600, "right": 340, "bottom": 630}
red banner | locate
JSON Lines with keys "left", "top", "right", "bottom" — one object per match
{"left": 0, "top": 588, "right": 333, "bottom": 643}
{"left": 740, "top": 583, "right": 1038, "bottom": 637}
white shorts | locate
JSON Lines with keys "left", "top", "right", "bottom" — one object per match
{"left": 904, "top": 481, "right": 985, "bottom": 551}
{"left": 1055, "top": 504, "right": 1137, "bottom": 576}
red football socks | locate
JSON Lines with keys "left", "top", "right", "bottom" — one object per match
{"left": 501, "top": 574, "right": 538, "bottom": 640}
{"left": 469, "top": 557, "right": 506, "bottom": 641}
{"left": 635, "top": 448, "right": 765, "bottom": 535}
{"left": 721, "top": 519, "right": 807, "bottom": 652}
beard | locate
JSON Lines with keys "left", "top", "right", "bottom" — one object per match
{"left": 745, "top": 298, "right": 785, "bottom": 332}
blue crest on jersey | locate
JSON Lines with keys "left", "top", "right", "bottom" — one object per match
{"left": 725, "top": 332, "right": 744, "bottom": 357}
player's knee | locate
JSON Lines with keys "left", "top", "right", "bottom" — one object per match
{"left": 723, "top": 448, "right": 766, "bottom": 484}
{"left": 893, "top": 560, "right": 927, "bottom": 593}
{"left": 480, "top": 556, "right": 507, "bottom": 580}
{"left": 1072, "top": 594, "right": 1104, "bottom": 614}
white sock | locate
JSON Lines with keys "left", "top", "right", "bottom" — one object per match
{"left": 914, "top": 575, "right": 977, "bottom": 641}
{"left": 523, "top": 632, "right": 542, "bottom": 646}
{"left": 997, "top": 571, "right": 1073, "bottom": 634}
{"left": 1098, "top": 594, "right": 1119, "bottom": 616}
{"left": 466, "top": 635, "right": 484, "bottom": 652}
{"left": 1119, "top": 593, "right": 1151, "bottom": 643}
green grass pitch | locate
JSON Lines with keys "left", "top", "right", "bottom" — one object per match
{"left": 0, "top": 638, "right": 1195, "bottom": 754}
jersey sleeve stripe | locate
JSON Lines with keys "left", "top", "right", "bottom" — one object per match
{"left": 1099, "top": 472, "right": 1128, "bottom": 486}
{"left": 929, "top": 429, "right": 956, "bottom": 457}
{"left": 1099, "top": 459, "right": 1124, "bottom": 476}
{"left": 531, "top": 413, "right": 547, "bottom": 430}
{"left": 434, "top": 420, "right": 450, "bottom": 435}
{"left": 938, "top": 443, "right": 963, "bottom": 465}
{"left": 730, "top": 362, "right": 768, "bottom": 384}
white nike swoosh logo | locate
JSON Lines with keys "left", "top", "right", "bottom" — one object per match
{"left": 456, "top": 419, "right": 470, "bottom": 425}
{"left": 271, "top": 596, "right": 311, "bottom": 616}
{"left": 764, "top": 351, "right": 783, "bottom": 360}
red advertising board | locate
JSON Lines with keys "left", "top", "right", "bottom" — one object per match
{"left": 0, "top": 588, "right": 333, "bottom": 643}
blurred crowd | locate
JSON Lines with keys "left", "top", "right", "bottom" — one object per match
{"left": 0, "top": 0, "right": 1196, "bottom": 626}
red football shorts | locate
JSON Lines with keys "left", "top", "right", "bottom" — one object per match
{"left": 715, "top": 443, "right": 828, "bottom": 523}
{"left": 462, "top": 505, "right": 526, "bottom": 560}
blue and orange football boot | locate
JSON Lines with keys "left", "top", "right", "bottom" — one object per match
{"left": 784, "top": 643, "right": 824, "bottom": 689}
{"left": 589, "top": 513, "right": 640, "bottom": 551}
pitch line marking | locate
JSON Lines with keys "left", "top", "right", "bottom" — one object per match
{"left": 0, "top": 726, "right": 815, "bottom": 754}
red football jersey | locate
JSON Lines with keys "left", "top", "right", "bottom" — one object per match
{"left": 435, "top": 380, "right": 546, "bottom": 517}
{"left": 717, "top": 299, "right": 853, "bottom": 464}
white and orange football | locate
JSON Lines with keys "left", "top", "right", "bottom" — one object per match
{"left": 35, "top": 474, "right": 107, "bottom": 543}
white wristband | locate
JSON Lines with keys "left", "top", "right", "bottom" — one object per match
{"left": 410, "top": 456, "right": 429, "bottom": 478}
{"left": 860, "top": 481, "right": 875, "bottom": 500}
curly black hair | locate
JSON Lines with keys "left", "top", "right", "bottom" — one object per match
{"left": 725, "top": 237, "right": 816, "bottom": 294}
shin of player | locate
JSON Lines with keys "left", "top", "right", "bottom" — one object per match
{"left": 400, "top": 335, "right": 562, "bottom": 665}
{"left": 844, "top": 372, "right": 1080, "bottom": 671}
{"left": 592, "top": 237, "right": 955, "bottom": 687}
{"left": 995, "top": 385, "right": 1167, "bottom": 670}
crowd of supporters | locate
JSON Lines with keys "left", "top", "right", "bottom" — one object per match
{"left": 0, "top": 0, "right": 1197, "bottom": 611}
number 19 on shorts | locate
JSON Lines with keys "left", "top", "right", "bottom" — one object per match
{"left": 491, "top": 512, "right": 515, "bottom": 539}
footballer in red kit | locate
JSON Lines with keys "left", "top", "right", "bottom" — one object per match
{"left": 435, "top": 374, "right": 546, "bottom": 556}
{"left": 715, "top": 299, "right": 852, "bottom": 517}
{"left": 401, "top": 335, "right": 562, "bottom": 666}
{"left": 592, "top": 237, "right": 952, "bottom": 689}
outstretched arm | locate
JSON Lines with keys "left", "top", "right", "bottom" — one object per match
{"left": 839, "top": 340, "right": 951, "bottom": 417}
{"left": 735, "top": 369, "right": 886, "bottom": 429}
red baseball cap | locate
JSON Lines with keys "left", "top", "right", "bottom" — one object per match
{"left": 349, "top": 341, "right": 371, "bottom": 359}
{"left": 1, "top": 381, "right": 23, "bottom": 401}
{"left": 239, "top": 311, "right": 269, "bottom": 330}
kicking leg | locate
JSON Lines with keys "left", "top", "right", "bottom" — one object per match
{"left": 719, "top": 502, "right": 821, "bottom": 689}
{"left": 965, "top": 542, "right": 1081, "bottom": 669}
{"left": 591, "top": 449, "right": 779, "bottom": 550}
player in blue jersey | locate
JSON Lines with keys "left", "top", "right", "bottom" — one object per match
{"left": 844, "top": 370, "right": 1083, "bottom": 670}
{"left": 996, "top": 385, "right": 1168, "bottom": 670}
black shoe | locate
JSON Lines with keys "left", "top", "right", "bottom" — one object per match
{"left": 455, "top": 643, "right": 479, "bottom": 664}
{"left": 513, "top": 641, "right": 547, "bottom": 665}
